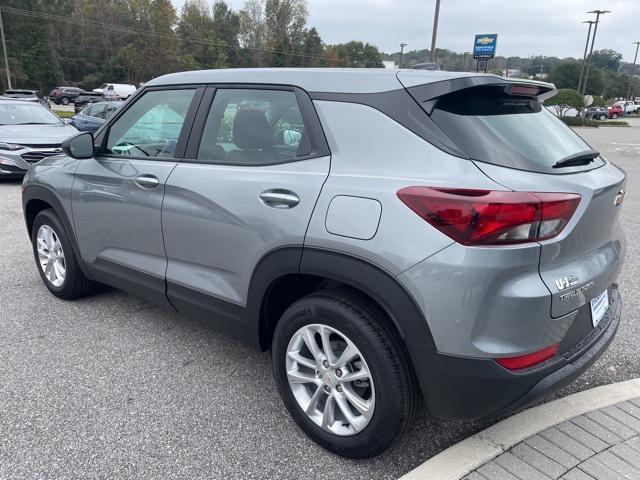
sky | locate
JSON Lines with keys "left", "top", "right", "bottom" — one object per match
{"left": 170, "top": 0, "right": 640, "bottom": 62}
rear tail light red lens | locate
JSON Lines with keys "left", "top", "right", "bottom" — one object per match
{"left": 397, "top": 187, "right": 581, "bottom": 246}
{"left": 494, "top": 343, "right": 559, "bottom": 370}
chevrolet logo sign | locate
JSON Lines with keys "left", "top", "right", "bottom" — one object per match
{"left": 476, "top": 37, "right": 495, "bottom": 45}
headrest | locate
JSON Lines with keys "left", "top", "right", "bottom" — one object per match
{"left": 233, "top": 108, "right": 274, "bottom": 150}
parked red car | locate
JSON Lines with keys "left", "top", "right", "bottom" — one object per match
{"left": 606, "top": 104, "right": 624, "bottom": 119}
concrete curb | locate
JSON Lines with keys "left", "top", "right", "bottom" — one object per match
{"left": 400, "top": 378, "right": 640, "bottom": 480}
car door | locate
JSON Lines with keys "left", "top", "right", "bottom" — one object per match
{"left": 72, "top": 86, "right": 203, "bottom": 305}
{"left": 162, "top": 86, "right": 330, "bottom": 328}
{"left": 78, "top": 104, "right": 104, "bottom": 132}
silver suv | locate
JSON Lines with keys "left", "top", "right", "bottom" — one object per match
{"left": 22, "top": 69, "right": 625, "bottom": 458}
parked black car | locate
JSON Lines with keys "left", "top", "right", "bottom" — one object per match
{"left": 0, "top": 89, "right": 50, "bottom": 108}
{"left": 73, "top": 92, "right": 105, "bottom": 113}
{"left": 584, "top": 106, "right": 609, "bottom": 121}
{"left": 49, "top": 86, "right": 84, "bottom": 105}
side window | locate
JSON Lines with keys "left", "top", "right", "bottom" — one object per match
{"left": 90, "top": 104, "right": 107, "bottom": 119}
{"left": 107, "top": 85, "right": 114, "bottom": 91}
{"left": 197, "top": 88, "right": 311, "bottom": 165}
{"left": 105, "top": 89, "right": 195, "bottom": 158}
{"left": 104, "top": 104, "right": 118, "bottom": 120}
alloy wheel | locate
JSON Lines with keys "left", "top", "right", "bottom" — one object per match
{"left": 285, "top": 323, "right": 375, "bottom": 436}
{"left": 36, "top": 225, "right": 66, "bottom": 287}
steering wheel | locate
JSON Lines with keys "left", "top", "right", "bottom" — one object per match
{"left": 115, "top": 141, "right": 150, "bottom": 157}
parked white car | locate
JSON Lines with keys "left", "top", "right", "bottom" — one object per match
{"left": 92, "top": 83, "right": 136, "bottom": 100}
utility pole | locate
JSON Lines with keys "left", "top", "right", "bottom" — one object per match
{"left": 577, "top": 20, "right": 596, "bottom": 93}
{"left": 581, "top": 9, "right": 610, "bottom": 95}
{"left": 626, "top": 42, "right": 640, "bottom": 100}
{"left": 429, "top": 0, "right": 441, "bottom": 62}
{"left": 399, "top": 43, "right": 408, "bottom": 69}
{"left": 0, "top": 8, "right": 11, "bottom": 90}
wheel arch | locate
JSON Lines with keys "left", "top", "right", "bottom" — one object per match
{"left": 22, "top": 184, "right": 91, "bottom": 278}
{"left": 251, "top": 247, "right": 436, "bottom": 370}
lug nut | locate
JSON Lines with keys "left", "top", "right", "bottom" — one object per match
{"left": 335, "top": 369, "right": 342, "bottom": 377}
{"left": 323, "top": 385, "right": 331, "bottom": 394}
{"left": 322, "top": 360, "right": 329, "bottom": 369}
{"left": 336, "top": 385, "right": 343, "bottom": 393}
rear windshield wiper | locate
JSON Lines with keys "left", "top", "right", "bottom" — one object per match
{"left": 552, "top": 149, "right": 600, "bottom": 169}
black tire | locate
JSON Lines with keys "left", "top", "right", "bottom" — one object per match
{"left": 61, "top": 97, "right": 70, "bottom": 105}
{"left": 612, "top": 113, "right": 619, "bottom": 119}
{"left": 599, "top": 114, "right": 607, "bottom": 121}
{"left": 31, "top": 209, "right": 97, "bottom": 300}
{"left": 271, "top": 288, "right": 417, "bottom": 458}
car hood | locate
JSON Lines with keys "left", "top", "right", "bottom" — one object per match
{"left": 0, "top": 123, "right": 78, "bottom": 145}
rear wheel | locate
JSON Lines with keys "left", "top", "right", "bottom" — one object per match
{"left": 599, "top": 114, "right": 607, "bottom": 121}
{"left": 611, "top": 113, "right": 619, "bottom": 119}
{"left": 271, "top": 288, "right": 417, "bottom": 458}
{"left": 32, "top": 209, "right": 97, "bottom": 299}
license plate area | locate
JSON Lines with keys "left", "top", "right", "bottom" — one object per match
{"left": 590, "top": 290, "right": 609, "bottom": 328}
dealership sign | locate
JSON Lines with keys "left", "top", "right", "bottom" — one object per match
{"left": 473, "top": 34, "right": 498, "bottom": 59}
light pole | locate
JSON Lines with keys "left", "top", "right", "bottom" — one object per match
{"left": 626, "top": 42, "right": 640, "bottom": 100}
{"left": 0, "top": 8, "right": 11, "bottom": 90}
{"left": 399, "top": 43, "right": 408, "bottom": 69}
{"left": 581, "top": 9, "right": 610, "bottom": 95}
{"left": 429, "top": 0, "right": 441, "bottom": 62}
{"left": 577, "top": 20, "right": 596, "bottom": 93}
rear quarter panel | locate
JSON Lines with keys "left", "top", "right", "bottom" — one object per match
{"left": 306, "top": 99, "right": 506, "bottom": 275}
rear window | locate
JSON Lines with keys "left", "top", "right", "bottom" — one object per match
{"left": 430, "top": 86, "right": 603, "bottom": 174}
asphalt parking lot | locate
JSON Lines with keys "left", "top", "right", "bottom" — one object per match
{"left": 0, "top": 120, "right": 639, "bottom": 480}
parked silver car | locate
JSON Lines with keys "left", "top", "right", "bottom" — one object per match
{"left": 21, "top": 69, "right": 625, "bottom": 458}
{"left": 0, "top": 100, "right": 77, "bottom": 177}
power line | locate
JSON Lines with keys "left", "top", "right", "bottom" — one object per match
{"left": 0, "top": 5, "right": 382, "bottom": 68}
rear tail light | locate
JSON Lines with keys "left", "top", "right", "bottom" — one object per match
{"left": 495, "top": 343, "right": 559, "bottom": 370}
{"left": 397, "top": 187, "right": 581, "bottom": 246}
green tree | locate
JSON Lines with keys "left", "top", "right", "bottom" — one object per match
{"left": 546, "top": 88, "right": 585, "bottom": 117}
{"left": 212, "top": 2, "right": 241, "bottom": 67}
{"left": 548, "top": 61, "right": 605, "bottom": 95}
{"left": 177, "top": 0, "right": 216, "bottom": 69}
{"left": 326, "top": 41, "right": 384, "bottom": 68}
{"left": 589, "top": 49, "right": 623, "bottom": 72}
{"left": 300, "top": 27, "right": 324, "bottom": 67}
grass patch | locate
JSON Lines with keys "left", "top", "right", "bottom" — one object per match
{"left": 560, "top": 116, "right": 629, "bottom": 127}
{"left": 53, "top": 110, "right": 74, "bottom": 118}
{"left": 599, "top": 120, "right": 628, "bottom": 126}
{"left": 561, "top": 116, "right": 599, "bottom": 127}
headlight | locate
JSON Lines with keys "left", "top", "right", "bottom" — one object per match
{"left": 0, "top": 142, "right": 24, "bottom": 151}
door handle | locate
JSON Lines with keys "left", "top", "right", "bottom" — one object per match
{"left": 134, "top": 174, "right": 160, "bottom": 189}
{"left": 259, "top": 189, "right": 300, "bottom": 209}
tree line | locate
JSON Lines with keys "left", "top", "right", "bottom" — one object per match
{"left": 2, "top": 1, "right": 638, "bottom": 101}
{"left": 385, "top": 47, "right": 640, "bottom": 100}
{"left": 0, "top": 0, "right": 385, "bottom": 93}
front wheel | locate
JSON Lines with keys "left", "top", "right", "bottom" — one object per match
{"left": 611, "top": 113, "right": 619, "bottom": 119}
{"left": 599, "top": 114, "right": 607, "bottom": 121}
{"left": 32, "top": 209, "right": 97, "bottom": 299}
{"left": 271, "top": 288, "right": 417, "bottom": 458}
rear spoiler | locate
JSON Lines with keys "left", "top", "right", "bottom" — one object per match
{"left": 401, "top": 75, "right": 557, "bottom": 115}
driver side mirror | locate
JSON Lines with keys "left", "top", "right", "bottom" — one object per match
{"left": 62, "top": 131, "right": 95, "bottom": 159}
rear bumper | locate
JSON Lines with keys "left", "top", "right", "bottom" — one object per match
{"left": 411, "top": 285, "right": 621, "bottom": 421}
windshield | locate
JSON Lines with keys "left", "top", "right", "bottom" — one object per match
{"left": 430, "top": 86, "right": 602, "bottom": 174}
{"left": 0, "top": 103, "right": 61, "bottom": 125}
